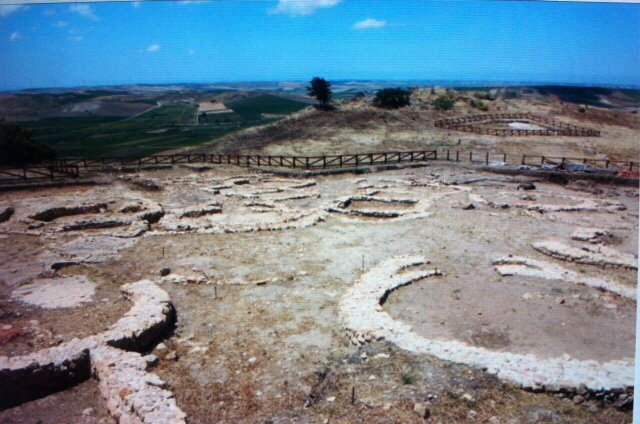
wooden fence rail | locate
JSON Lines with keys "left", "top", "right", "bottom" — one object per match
{"left": 0, "top": 149, "right": 637, "bottom": 184}
{"left": 434, "top": 113, "right": 601, "bottom": 137}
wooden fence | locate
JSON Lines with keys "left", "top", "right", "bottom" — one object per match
{"left": 0, "top": 150, "right": 437, "bottom": 183}
{"left": 0, "top": 149, "right": 636, "bottom": 184}
{"left": 0, "top": 164, "right": 80, "bottom": 183}
{"left": 435, "top": 113, "right": 601, "bottom": 137}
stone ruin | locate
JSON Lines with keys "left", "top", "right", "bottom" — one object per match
{"left": 0, "top": 166, "right": 637, "bottom": 422}
{"left": 1, "top": 280, "right": 185, "bottom": 423}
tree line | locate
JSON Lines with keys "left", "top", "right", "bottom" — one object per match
{"left": 307, "top": 77, "right": 455, "bottom": 110}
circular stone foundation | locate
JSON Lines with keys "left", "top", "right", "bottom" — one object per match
{"left": 385, "top": 274, "right": 635, "bottom": 362}
{"left": 327, "top": 195, "right": 429, "bottom": 220}
{"left": 339, "top": 255, "right": 635, "bottom": 391}
{"left": 1, "top": 277, "right": 130, "bottom": 357}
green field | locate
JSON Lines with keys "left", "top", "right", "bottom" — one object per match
{"left": 226, "top": 94, "right": 308, "bottom": 119}
{"left": 22, "top": 95, "right": 308, "bottom": 158}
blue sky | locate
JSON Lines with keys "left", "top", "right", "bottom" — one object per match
{"left": 0, "top": 0, "right": 639, "bottom": 90}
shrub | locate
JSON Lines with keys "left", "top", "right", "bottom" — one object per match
{"left": 401, "top": 374, "right": 414, "bottom": 385}
{"left": 469, "top": 99, "right": 489, "bottom": 111}
{"left": 472, "top": 91, "right": 491, "bottom": 100}
{"left": 0, "top": 124, "right": 56, "bottom": 166}
{"left": 433, "top": 95, "right": 455, "bottom": 111}
{"left": 373, "top": 88, "right": 411, "bottom": 109}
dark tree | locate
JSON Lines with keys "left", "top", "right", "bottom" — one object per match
{"left": 307, "top": 77, "right": 332, "bottom": 109}
{"left": 373, "top": 88, "right": 411, "bottom": 109}
{"left": 0, "top": 124, "right": 56, "bottom": 166}
{"left": 433, "top": 95, "right": 455, "bottom": 111}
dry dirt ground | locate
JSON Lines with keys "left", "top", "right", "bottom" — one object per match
{"left": 0, "top": 163, "right": 637, "bottom": 424}
{"left": 199, "top": 89, "right": 640, "bottom": 162}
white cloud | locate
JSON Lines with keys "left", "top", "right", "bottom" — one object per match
{"left": 353, "top": 18, "right": 387, "bottom": 30}
{"left": 147, "top": 44, "right": 161, "bottom": 52}
{"left": 9, "top": 31, "right": 23, "bottom": 41}
{"left": 68, "top": 35, "right": 84, "bottom": 42}
{"left": 53, "top": 20, "right": 68, "bottom": 28}
{"left": 69, "top": 4, "right": 99, "bottom": 21}
{"left": 270, "top": 0, "right": 341, "bottom": 16}
{"left": 0, "top": 5, "right": 28, "bottom": 18}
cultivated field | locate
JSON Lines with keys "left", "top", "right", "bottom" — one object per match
{"left": 0, "top": 90, "right": 309, "bottom": 159}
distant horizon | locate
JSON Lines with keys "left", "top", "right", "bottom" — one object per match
{"left": 2, "top": 1, "right": 639, "bottom": 91}
{"left": 4, "top": 78, "right": 640, "bottom": 94}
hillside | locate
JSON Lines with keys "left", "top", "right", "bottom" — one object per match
{"left": 199, "top": 86, "right": 640, "bottom": 161}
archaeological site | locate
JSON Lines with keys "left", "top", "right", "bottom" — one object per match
{"left": 1, "top": 1, "right": 639, "bottom": 423}
{"left": 0, "top": 136, "right": 638, "bottom": 423}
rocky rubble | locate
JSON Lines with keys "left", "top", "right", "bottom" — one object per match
{"left": 492, "top": 256, "right": 635, "bottom": 299}
{"left": 533, "top": 241, "right": 637, "bottom": 269}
